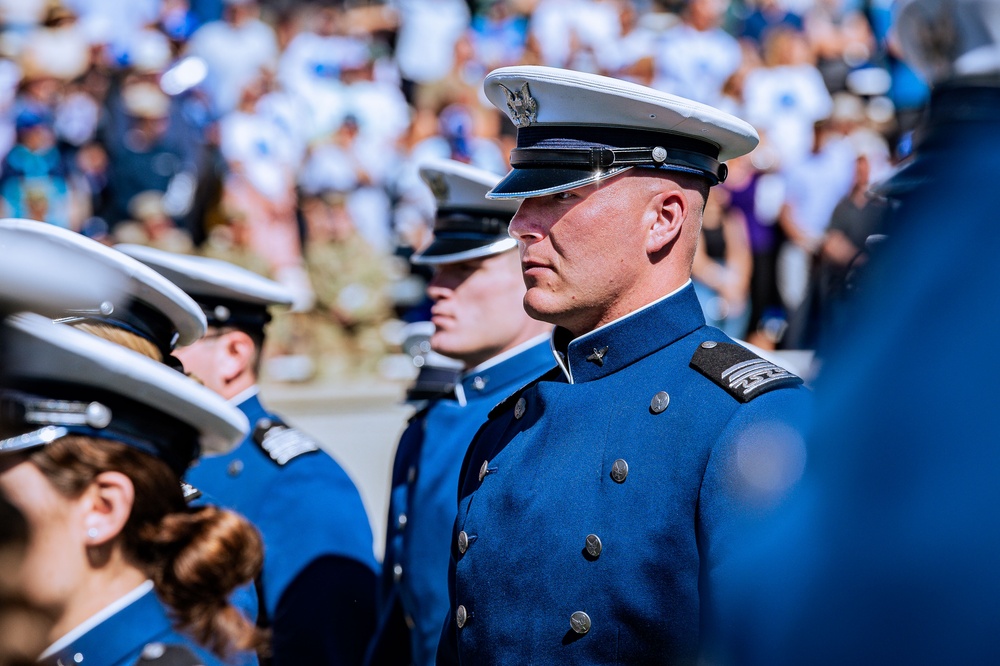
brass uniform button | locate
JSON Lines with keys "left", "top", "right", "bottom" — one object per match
{"left": 570, "top": 611, "right": 591, "bottom": 635}
{"left": 585, "top": 534, "right": 602, "bottom": 558}
{"left": 650, "top": 391, "right": 670, "bottom": 414}
{"left": 611, "top": 459, "right": 629, "bottom": 483}
{"left": 514, "top": 397, "right": 526, "bottom": 419}
{"left": 457, "top": 530, "right": 469, "bottom": 554}
{"left": 456, "top": 605, "right": 468, "bottom": 628}
{"left": 479, "top": 459, "right": 490, "bottom": 482}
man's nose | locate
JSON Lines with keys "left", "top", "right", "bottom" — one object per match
{"left": 508, "top": 200, "right": 545, "bottom": 245}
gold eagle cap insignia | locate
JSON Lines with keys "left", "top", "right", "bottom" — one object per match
{"left": 499, "top": 82, "right": 538, "bottom": 127}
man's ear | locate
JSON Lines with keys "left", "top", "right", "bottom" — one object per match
{"left": 81, "top": 471, "right": 134, "bottom": 548}
{"left": 645, "top": 189, "right": 687, "bottom": 256}
{"left": 220, "top": 330, "right": 256, "bottom": 384}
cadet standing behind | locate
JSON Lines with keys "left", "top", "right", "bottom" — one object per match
{"left": 437, "top": 67, "right": 811, "bottom": 664}
{"left": 713, "top": 1, "right": 1000, "bottom": 663}
{"left": 366, "top": 159, "right": 553, "bottom": 666}
{"left": 118, "top": 246, "right": 379, "bottom": 666}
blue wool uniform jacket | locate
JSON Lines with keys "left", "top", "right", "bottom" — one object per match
{"left": 437, "top": 284, "right": 811, "bottom": 665}
{"left": 39, "top": 587, "right": 254, "bottom": 666}
{"left": 368, "top": 340, "right": 554, "bottom": 666}
{"left": 186, "top": 392, "right": 379, "bottom": 665}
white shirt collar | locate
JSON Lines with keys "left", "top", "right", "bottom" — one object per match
{"left": 39, "top": 580, "right": 155, "bottom": 660}
{"left": 228, "top": 385, "right": 260, "bottom": 407}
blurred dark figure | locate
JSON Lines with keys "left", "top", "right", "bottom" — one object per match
{"left": 102, "top": 82, "right": 197, "bottom": 231}
{"left": 789, "top": 135, "right": 891, "bottom": 350}
{"left": 710, "top": 1, "right": 1000, "bottom": 664}
{"left": 0, "top": 495, "right": 52, "bottom": 666}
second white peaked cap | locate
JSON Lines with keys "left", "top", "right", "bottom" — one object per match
{"left": 0, "top": 314, "right": 249, "bottom": 473}
{"left": 412, "top": 159, "right": 520, "bottom": 265}
{"left": 0, "top": 220, "right": 206, "bottom": 351}
{"left": 483, "top": 66, "right": 760, "bottom": 198}
{"left": 116, "top": 245, "right": 293, "bottom": 329}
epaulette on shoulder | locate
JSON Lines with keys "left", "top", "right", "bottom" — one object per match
{"left": 487, "top": 367, "right": 561, "bottom": 419}
{"left": 252, "top": 416, "right": 320, "bottom": 465}
{"left": 690, "top": 341, "right": 802, "bottom": 403}
{"left": 133, "top": 642, "right": 203, "bottom": 666}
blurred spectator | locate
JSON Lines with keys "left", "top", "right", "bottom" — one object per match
{"left": 738, "top": 0, "right": 804, "bottom": 45}
{"left": 776, "top": 118, "right": 855, "bottom": 319}
{"left": 103, "top": 81, "right": 195, "bottom": 228}
{"left": 470, "top": 0, "right": 530, "bottom": 70}
{"left": 743, "top": 27, "right": 833, "bottom": 167}
{"left": 0, "top": 104, "right": 70, "bottom": 226}
{"left": 652, "top": 0, "right": 741, "bottom": 105}
{"left": 300, "top": 115, "right": 395, "bottom": 254}
{"left": 530, "top": 0, "right": 623, "bottom": 72}
{"left": 722, "top": 153, "right": 788, "bottom": 348}
{"left": 278, "top": 6, "right": 368, "bottom": 140}
{"left": 114, "top": 189, "right": 195, "bottom": 252}
{"left": 804, "top": 0, "right": 876, "bottom": 92}
{"left": 692, "top": 179, "right": 753, "bottom": 338}
{"left": 805, "top": 131, "right": 889, "bottom": 346}
{"left": 290, "top": 189, "right": 395, "bottom": 376}
{"left": 393, "top": 0, "right": 470, "bottom": 90}
{"left": 185, "top": 0, "right": 279, "bottom": 117}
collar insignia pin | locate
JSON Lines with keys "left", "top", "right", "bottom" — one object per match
{"left": 586, "top": 346, "right": 609, "bottom": 366}
{"left": 499, "top": 82, "right": 538, "bottom": 127}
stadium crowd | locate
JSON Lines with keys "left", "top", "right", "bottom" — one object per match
{"left": 0, "top": 0, "right": 929, "bottom": 373}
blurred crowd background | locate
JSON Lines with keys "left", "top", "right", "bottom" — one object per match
{"left": 0, "top": 0, "right": 927, "bottom": 380}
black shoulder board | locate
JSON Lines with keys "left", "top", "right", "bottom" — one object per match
{"left": 690, "top": 341, "right": 802, "bottom": 403}
{"left": 252, "top": 417, "right": 320, "bottom": 465}
{"left": 133, "top": 643, "right": 204, "bottom": 666}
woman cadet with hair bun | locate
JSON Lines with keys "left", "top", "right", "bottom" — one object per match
{"left": 0, "top": 314, "right": 263, "bottom": 666}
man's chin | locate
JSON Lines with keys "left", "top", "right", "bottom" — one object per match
{"left": 523, "top": 294, "right": 562, "bottom": 326}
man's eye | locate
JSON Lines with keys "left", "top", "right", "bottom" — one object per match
{"left": 553, "top": 191, "right": 575, "bottom": 201}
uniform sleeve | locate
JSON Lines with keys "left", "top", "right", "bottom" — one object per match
{"left": 696, "top": 385, "right": 812, "bottom": 642}
{"left": 271, "top": 555, "right": 378, "bottom": 666}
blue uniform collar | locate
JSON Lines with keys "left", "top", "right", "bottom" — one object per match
{"left": 552, "top": 282, "right": 705, "bottom": 384}
{"left": 456, "top": 338, "right": 554, "bottom": 402}
{"left": 234, "top": 390, "right": 267, "bottom": 423}
{"left": 41, "top": 587, "right": 174, "bottom": 666}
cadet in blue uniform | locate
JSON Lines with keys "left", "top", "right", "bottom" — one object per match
{"left": 366, "top": 160, "right": 553, "bottom": 666}
{"left": 118, "top": 246, "right": 379, "bottom": 666}
{"left": 436, "top": 67, "right": 812, "bottom": 664}
{"left": 0, "top": 314, "right": 261, "bottom": 666}
{"left": 711, "top": 2, "right": 1000, "bottom": 664}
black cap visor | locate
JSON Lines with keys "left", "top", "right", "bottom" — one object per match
{"left": 487, "top": 166, "right": 633, "bottom": 199}
{"left": 411, "top": 235, "right": 517, "bottom": 265}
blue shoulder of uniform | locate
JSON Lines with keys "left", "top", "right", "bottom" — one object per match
{"left": 690, "top": 341, "right": 803, "bottom": 403}
{"left": 132, "top": 642, "right": 204, "bottom": 666}
{"left": 486, "top": 366, "right": 562, "bottom": 420}
{"left": 251, "top": 415, "right": 320, "bottom": 466}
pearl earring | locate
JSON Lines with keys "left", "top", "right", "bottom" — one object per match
{"left": 87, "top": 528, "right": 99, "bottom": 539}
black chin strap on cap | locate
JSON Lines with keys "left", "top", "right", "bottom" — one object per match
{"left": 511, "top": 125, "right": 728, "bottom": 185}
{"left": 510, "top": 145, "right": 727, "bottom": 184}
